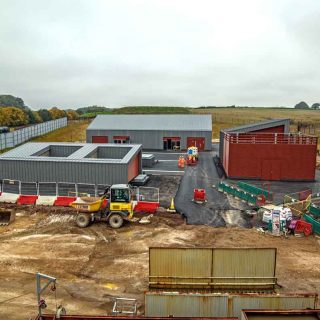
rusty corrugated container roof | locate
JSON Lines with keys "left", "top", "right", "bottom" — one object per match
{"left": 36, "top": 316, "right": 237, "bottom": 320}
{"left": 149, "top": 247, "right": 277, "bottom": 292}
{"left": 145, "top": 292, "right": 318, "bottom": 318}
{"left": 241, "top": 309, "right": 320, "bottom": 320}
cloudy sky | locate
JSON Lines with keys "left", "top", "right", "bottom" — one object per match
{"left": 0, "top": 0, "right": 319, "bottom": 109}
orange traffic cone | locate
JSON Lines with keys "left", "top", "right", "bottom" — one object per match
{"left": 167, "top": 197, "right": 176, "bottom": 213}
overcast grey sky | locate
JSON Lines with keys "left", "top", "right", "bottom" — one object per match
{"left": 0, "top": 0, "right": 319, "bottom": 109}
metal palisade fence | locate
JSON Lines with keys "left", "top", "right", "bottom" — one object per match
{"left": 0, "top": 117, "right": 67, "bottom": 150}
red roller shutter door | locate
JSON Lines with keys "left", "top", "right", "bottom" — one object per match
{"left": 92, "top": 136, "right": 108, "bottom": 143}
{"left": 187, "top": 137, "right": 205, "bottom": 151}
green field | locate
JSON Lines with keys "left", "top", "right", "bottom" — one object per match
{"left": 192, "top": 107, "right": 320, "bottom": 139}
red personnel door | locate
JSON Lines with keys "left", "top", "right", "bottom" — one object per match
{"left": 187, "top": 137, "right": 205, "bottom": 151}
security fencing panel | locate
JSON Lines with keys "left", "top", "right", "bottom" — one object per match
{"left": 0, "top": 180, "right": 141, "bottom": 199}
{"left": 57, "top": 183, "right": 76, "bottom": 197}
{"left": 21, "top": 182, "right": 38, "bottom": 195}
{"left": 38, "top": 182, "right": 57, "bottom": 196}
{"left": 77, "top": 183, "right": 96, "bottom": 197}
{"left": 149, "top": 247, "right": 277, "bottom": 292}
{"left": 0, "top": 118, "right": 67, "bottom": 150}
{"left": 137, "top": 187, "right": 159, "bottom": 202}
{"left": 2, "top": 179, "right": 20, "bottom": 194}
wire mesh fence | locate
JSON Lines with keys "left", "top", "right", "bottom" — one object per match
{"left": 57, "top": 183, "right": 76, "bottom": 197}
{"left": 38, "top": 182, "right": 57, "bottom": 196}
{"left": 2, "top": 179, "right": 20, "bottom": 194}
{"left": 0, "top": 180, "right": 111, "bottom": 198}
{"left": 0, "top": 179, "right": 161, "bottom": 206}
{"left": 21, "top": 182, "right": 37, "bottom": 195}
{"left": 0, "top": 118, "right": 67, "bottom": 150}
{"left": 77, "top": 183, "right": 96, "bottom": 197}
{"left": 136, "top": 187, "right": 159, "bottom": 202}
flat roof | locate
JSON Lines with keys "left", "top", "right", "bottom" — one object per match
{"left": 224, "top": 118, "right": 290, "bottom": 133}
{"left": 87, "top": 114, "right": 212, "bottom": 131}
{"left": 0, "top": 142, "right": 141, "bottom": 164}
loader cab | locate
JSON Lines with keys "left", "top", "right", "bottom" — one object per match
{"left": 110, "top": 184, "right": 131, "bottom": 203}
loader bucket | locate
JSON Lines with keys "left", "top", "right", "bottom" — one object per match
{"left": 0, "top": 209, "right": 15, "bottom": 226}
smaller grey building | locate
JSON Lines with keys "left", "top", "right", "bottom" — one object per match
{"left": 0, "top": 142, "right": 142, "bottom": 185}
{"left": 86, "top": 114, "right": 212, "bottom": 151}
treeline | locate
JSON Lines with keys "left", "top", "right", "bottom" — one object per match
{"left": 76, "top": 105, "right": 191, "bottom": 118}
{"left": 294, "top": 101, "right": 320, "bottom": 110}
{"left": 0, "top": 95, "right": 79, "bottom": 126}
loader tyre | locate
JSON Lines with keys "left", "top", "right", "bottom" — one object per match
{"left": 109, "top": 213, "right": 123, "bottom": 229}
{"left": 76, "top": 213, "right": 90, "bottom": 228}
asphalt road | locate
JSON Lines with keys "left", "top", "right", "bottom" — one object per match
{"left": 174, "top": 151, "right": 251, "bottom": 227}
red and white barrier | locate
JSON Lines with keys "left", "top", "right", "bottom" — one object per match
{"left": 17, "top": 195, "right": 38, "bottom": 205}
{"left": 36, "top": 196, "right": 59, "bottom": 206}
{"left": 0, "top": 192, "right": 160, "bottom": 213}
{"left": 54, "top": 196, "right": 77, "bottom": 207}
{"left": 0, "top": 193, "right": 20, "bottom": 203}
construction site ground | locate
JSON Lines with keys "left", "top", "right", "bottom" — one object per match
{"left": 0, "top": 208, "right": 319, "bottom": 320}
{"left": 1, "top": 146, "right": 320, "bottom": 319}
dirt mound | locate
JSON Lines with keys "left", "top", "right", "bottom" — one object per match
{"left": 0, "top": 209, "right": 319, "bottom": 320}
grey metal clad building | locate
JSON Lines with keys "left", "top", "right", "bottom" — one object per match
{"left": 219, "top": 118, "right": 290, "bottom": 162}
{"left": 0, "top": 142, "right": 142, "bottom": 185}
{"left": 86, "top": 114, "right": 212, "bottom": 151}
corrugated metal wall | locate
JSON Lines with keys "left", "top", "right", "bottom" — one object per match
{"left": 145, "top": 293, "right": 317, "bottom": 318}
{"left": 0, "top": 159, "right": 129, "bottom": 185}
{"left": 149, "top": 248, "right": 276, "bottom": 291}
{"left": 33, "top": 145, "right": 82, "bottom": 157}
{"left": 86, "top": 129, "right": 212, "bottom": 150}
{"left": 241, "top": 309, "right": 320, "bottom": 320}
{"left": 224, "top": 140, "right": 317, "bottom": 181}
{"left": 86, "top": 146, "right": 131, "bottom": 159}
{"left": 0, "top": 153, "right": 143, "bottom": 185}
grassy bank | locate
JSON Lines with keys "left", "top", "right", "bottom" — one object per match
{"left": 32, "top": 120, "right": 90, "bottom": 143}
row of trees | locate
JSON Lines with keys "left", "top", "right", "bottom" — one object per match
{"left": 294, "top": 101, "right": 320, "bottom": 110}
{"left": 0, "top": 95, "right": 80, "bottom": 127}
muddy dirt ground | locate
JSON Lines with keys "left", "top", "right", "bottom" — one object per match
{"left": 0, "top": 208, "right": 319, "bottom": 320}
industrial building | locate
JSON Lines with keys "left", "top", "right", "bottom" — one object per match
{"left": 0, "top": 142, "right": 142, "bottom": 185}
{"left": 86, "top": 114, "right": 212, "bottom": 151}
{"left": 219, "top": 119, "right": 317, "bottom": 181}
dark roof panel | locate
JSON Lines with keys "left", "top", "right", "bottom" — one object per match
{"left": 224, "top": 118, "right": 290, "bottom": 133}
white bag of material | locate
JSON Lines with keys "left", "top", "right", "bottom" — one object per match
{"left": 262, "top": 210, "right": 272, "bottom": 223}
{"left": 283, "top": 207, "right": 293, "bottom": 221}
